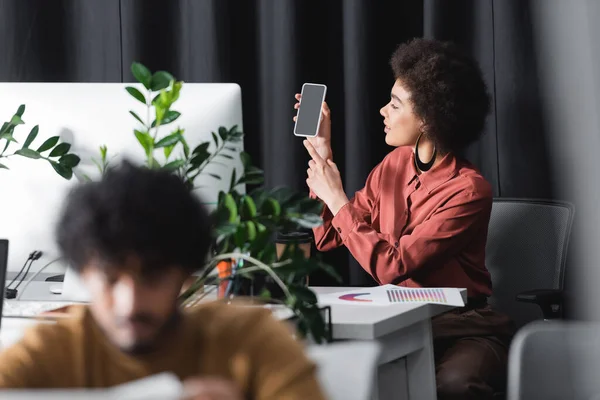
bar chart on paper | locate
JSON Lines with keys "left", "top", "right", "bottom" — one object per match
{"left": 387, "top": 287, "right": 448, "bottom": 304}
{"left": 319, "top": 285, "right": 465, "bottom": 307}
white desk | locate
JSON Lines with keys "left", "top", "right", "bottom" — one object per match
{"left": 7, "top": 281, "right": 69, "bottom": 301}
{"left": 314, "top": 287, "right": 465, "bottom": 400}
{"left": 2, "top": 282, "right": 464, "bottom": 400}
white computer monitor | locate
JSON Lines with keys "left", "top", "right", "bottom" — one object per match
{"left": 0, "top": 83, "right": 244, "bottom": 285}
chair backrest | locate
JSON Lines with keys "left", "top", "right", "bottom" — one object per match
{"left": 486, "top": 199, "right": 574, "bottom": 328}
{"left": 307, "top": 341, "right": 381, "bottom": 400}
{"left": 508, "top": 321, "right": 600, "bottom": 400}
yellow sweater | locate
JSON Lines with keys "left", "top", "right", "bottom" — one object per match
{"left": 0, "top": 302, "right": 325, "bottom": 399}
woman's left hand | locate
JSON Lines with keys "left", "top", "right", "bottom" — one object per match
{"left": 304, "top": 140, "right": 349, "bottom": 215}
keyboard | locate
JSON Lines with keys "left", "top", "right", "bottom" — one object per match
{"left": 3, "top": 301, "right": 81, "bottom": 317}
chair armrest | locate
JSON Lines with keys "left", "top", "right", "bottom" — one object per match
{"left": 516, "top": 289, "right": 563, "bottom": 319}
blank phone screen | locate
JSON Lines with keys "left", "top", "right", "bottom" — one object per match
{"left": 295, "top": 84, "right": 326, "bottom": 136}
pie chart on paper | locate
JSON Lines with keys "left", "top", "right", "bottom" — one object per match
{"left": 338, "top": 293, "right": 373, "bottom": 302}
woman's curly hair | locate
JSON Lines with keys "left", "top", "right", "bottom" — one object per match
{"left": 390, "top": 38, "right": 491, "bottom": 154}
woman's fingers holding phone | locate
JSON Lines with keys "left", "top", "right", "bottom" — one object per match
{"left": 293, "top": 93, "right": 301, "bottom": 121}
{"left": 322, "top": 101, "right": 330, "bottom": 117}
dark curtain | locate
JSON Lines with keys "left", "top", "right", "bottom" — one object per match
{"left": 0, "top": 0, "right": 556, "bottom": 286}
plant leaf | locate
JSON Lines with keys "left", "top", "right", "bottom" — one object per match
{"left": 179, "top": 138, "right": 190, "bottom": 158}
{"left": 239, "top": 152, "right": 251, "bottom": 169}
{"left": 163, "top": 159, "right": 186, "bottom": 171}
{"left": 50, "top": 161, "right": 72, "bottom": 179}
{"left": 150, "top": 157, "right": 161, "bottom": 169}
{"left": 150, "top": 71, "right": 175, "bottom": 91}
{"left": 14, "top": 148, "right": 41, "bottom": 159}
{"left": 259, "top": 288, "right": 271, "bottom": 300}
{"left": 58, "top": 153, "right": 81, "bottom": 168}
{"left": 261, "top": 198, "right": 281, "bottom": 217}
{"left": 15, "top": 104, "right": 25, "bottom": 117}
{"left": 229, "top": 125, "right": 243, "bottom": 137}
{"left": 288, "top": 285, "right": 318, "bottom": 304}
{"left": 131, "top": 62, "right": 152, "bottom": 89}
{"left": 211, "top": 132, "right": 219, "bottom": 147}
{"left": 245, "top": 220, "right": 257, "bottom": 241}
{"left": 208, "top": 173, "right": 221, "bottom": 180}
{"left": 0, "top": 162, "right": 8, "bottom": 169}
{"left": 134, "top": 130, "right": 153, "bottom": 155}
{"left": 22, "top": 125, "right": 39, "bottom": 149}
{"left": 36, "top": 136, "right": 60, "bottom": 152}
{"left": 229, "top": 169, "right": 237, "bottom": 191}
{"left": 233, "top": 224, "right": 248, "bottom": 248}
{"left": 1, "top": 138, "right": 11, "bottom": 155}
{"left": 292, "top": 197, "right": 324, "bottom": 214}
{"left": 10, "top": 115, "right": 24, "bottom": 125}
{"left": 218, "top": 126, "right": 228, "bottom": 141}
{"left": 151, "top": 110, "right": 180, "bottom": 127}
{"left": 155, "top": 132, "right": 181, "bottom": 148}
{"left": 223, "top": 193, "right": 238, "bottom": 223}
{"left": 171, "top": 81, "right": 182, "bottom": 103}
{"left": 217, "top": 154, "right": 234, "bottom": 160}
{"left": 288, "top": 213, "right": 323, "bottom": 229}
{"left": 189, "top": 143, "right": 211, "bottom": 167}
{"left": 164, "top": 145, "right": 174, "bottom": 159}
{"left": 214, "top": 222, "right": 238, "bottom": 237}
{"left": 237, "top": 175, "right": 264, "bottom": 186}
{"left": 269, "top": 186, "right": 297, "bottom": 206}
{"left": 240, "top": 195, "right": 257, "bottom": 219}
{"left": 129, "top": 111, "right": 145, "bottom": 126}
{"left": 0, "top": 132, "right": 17, "bottom": 143}
{"left": 126, "top": 86, "right": 146, "bottom": 104}
{"left": 192, "top": 142, "right": 210, "bottom": 155}
{"left": 48, "top": 142, "right": 71, "bottom": 157}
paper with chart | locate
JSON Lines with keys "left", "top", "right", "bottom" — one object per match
{"left": 319, "top": 285, "right": 465, "bottom": 307}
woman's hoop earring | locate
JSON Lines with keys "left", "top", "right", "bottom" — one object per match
{"left": 414, "top": 131, "right": 436, "bottom": 172}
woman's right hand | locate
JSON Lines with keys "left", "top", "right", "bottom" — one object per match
{"left": 294, "top": 93, "right": 333, "bottom": 160}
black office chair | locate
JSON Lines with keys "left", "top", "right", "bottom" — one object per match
{"left": 485, "top": 199, "right": 574, "bottom": 399}
{"left": 486, "top": 198, "right": 574, "bottom": 329}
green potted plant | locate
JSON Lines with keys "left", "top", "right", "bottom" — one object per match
{"left": 0, "top": 105, "right": 80, "bottom": 178}
{"left": 91, "top": 63, "right": 339, "bottom": 343}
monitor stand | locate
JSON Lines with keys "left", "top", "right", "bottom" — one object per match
{"left": 59, "top": 267, "right": 91, "bottom": 302}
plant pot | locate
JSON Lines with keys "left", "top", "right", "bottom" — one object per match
{"left": 275, "top": 231, "right": 313, "bottom": 260}
{"left": 258, "top": 231, "right": 313, "bottom": 301}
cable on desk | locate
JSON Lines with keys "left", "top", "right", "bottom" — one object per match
{"left": 7, "top": 252, "right": 36, "bottom": 288}
{"left": 5, "top": 251, "right": 42, "bottom": 299}
{"left": 16, "top": 258, "right": 64, "bottom": 300}
{"left": 13, "top": 251, "right": 42, "bottom": 291}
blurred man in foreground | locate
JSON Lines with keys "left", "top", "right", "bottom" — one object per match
{"left": 0, "top": 161, "right": 325, "bottom": 400}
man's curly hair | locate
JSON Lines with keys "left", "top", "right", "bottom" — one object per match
{"left": 390, "top": 38, "right": 491, "bottom": 154}
{"left": 56, "top": 160, "right": 211, "bottom": 275}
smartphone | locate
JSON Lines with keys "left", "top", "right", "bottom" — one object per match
{"left": 294, "top": 83, "right": 327, "bottom": 137}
